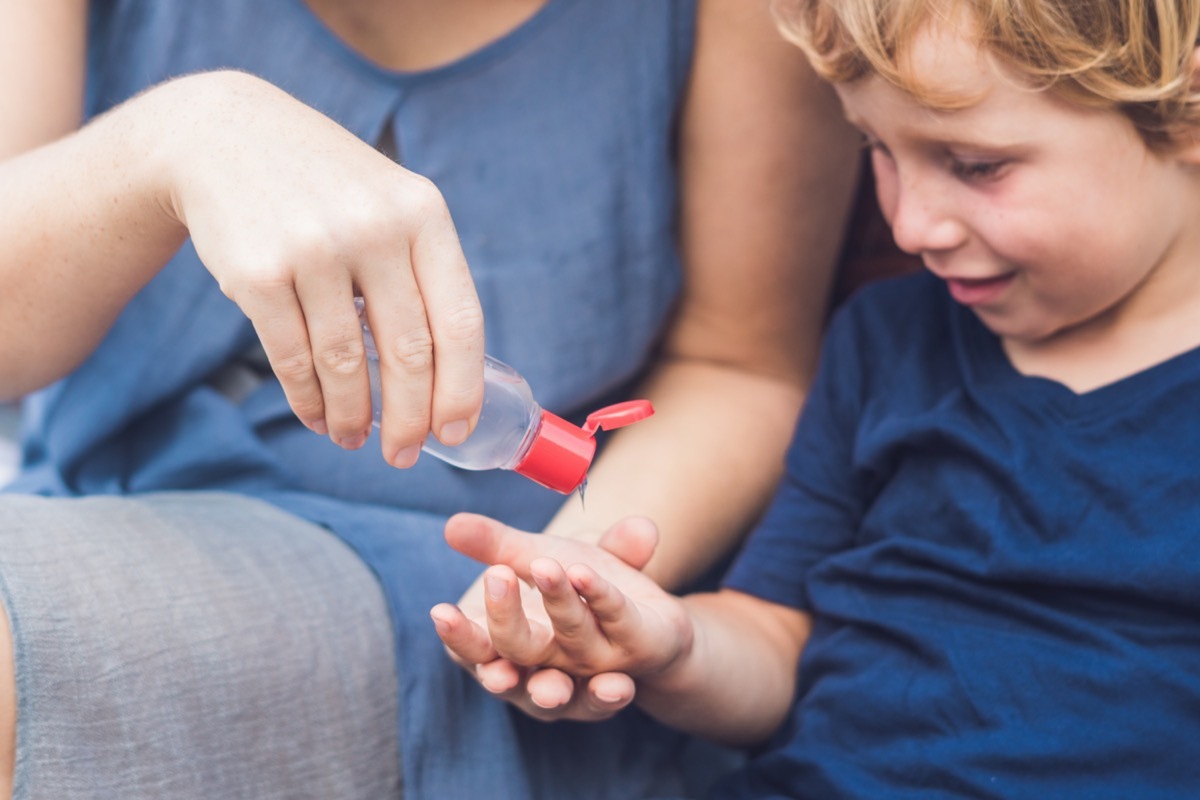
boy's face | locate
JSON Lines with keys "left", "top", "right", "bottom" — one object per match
{"left": 833, "top": 22, "right": 1200, "bottom": 346}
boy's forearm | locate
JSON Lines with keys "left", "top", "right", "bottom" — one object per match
{"left": 634, "top": 590, "right": 811, "bottom": 746}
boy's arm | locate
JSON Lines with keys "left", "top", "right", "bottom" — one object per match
{"left": 435, "top": 513, "right": 811, "bottom": 745}
{"left": 645, "top": 590, "right": 810, "bottom": 745}
{"left": 533, "top": 554, "right": 812, "bottom": 745}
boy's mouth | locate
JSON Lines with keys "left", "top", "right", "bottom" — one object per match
{"left": 944, "top": 273, "right": 1015, "bottom": 306}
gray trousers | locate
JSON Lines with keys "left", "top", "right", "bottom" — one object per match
{"left": 0, "top": 492, "right": 401, "bottom": 800}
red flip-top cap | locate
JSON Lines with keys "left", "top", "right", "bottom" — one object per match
{"left": 514, "top": 400, "right": 654, "bottom": 494}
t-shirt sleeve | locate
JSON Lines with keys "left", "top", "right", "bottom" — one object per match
{"left": 722, "top": 301, "right": 868, "bottom": 610}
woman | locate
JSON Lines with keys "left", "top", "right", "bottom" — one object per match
{"left": 0, "top": 0, "right": 859, "bottom": 797}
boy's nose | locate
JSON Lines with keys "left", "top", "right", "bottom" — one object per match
{"left": 886, "top": 175, "right": 967, "bottom": 257}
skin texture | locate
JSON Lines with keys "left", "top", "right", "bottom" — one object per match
{"left": 0, "top": 0, "right": 860, "bottom": 790}
{"left": 435, "top": 21, "right": 1200, "bottom": 745}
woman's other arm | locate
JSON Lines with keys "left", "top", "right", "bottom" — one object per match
{"left": 540, "top": 0, "right": 861, "bottom": 587}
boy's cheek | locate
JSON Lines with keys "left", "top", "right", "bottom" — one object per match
{"left": 872, "top": 156, "right": 900, "bottom": 228}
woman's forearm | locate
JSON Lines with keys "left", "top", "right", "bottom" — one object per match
{"left": 538, "top": 0, "right": 861, "bottom": 588}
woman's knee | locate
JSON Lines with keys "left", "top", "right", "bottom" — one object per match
{"left": 0, "top": 598, "right": 14, "bottom": 800}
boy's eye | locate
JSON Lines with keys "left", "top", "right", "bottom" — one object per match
{"left": 950, "top": 158, "right": 1007, "bottom": 181}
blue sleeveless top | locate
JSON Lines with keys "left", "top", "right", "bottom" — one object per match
{"left": 10, "top": 2, "right": 700, "bottom": 797}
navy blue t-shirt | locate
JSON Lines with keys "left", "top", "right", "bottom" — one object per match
{"left": 720, "top": 271, "right": 1200, "bottom": 799}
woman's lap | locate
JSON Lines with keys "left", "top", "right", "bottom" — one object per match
{"left": 0, "top": 491, "right": 400, "bottom": 800}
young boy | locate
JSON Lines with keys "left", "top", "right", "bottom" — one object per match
{"left": 432, "top": 0, "right": 1200, "bottom": 796}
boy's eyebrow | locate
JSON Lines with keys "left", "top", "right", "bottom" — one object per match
{"left": 841, "top": 109, "right": 1031, "bottom": 152}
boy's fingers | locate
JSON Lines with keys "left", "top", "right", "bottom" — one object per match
{"left": 444, "top": 513, "right": 536, "bottom": 573}
{"left": 483, "top": 565, "right": 547, "bottom": 664}
{"left": 526, "top": 668, "right": 575, "bottom": 710}
{"left": 475, "top": 658, "right": 523, "bottom": 695}
{"left": 596, "top": 515, "right": 659, "bottom": 571}
{"left": 530, "top": 557, "right": 601, "bottom": 662}
{"left": 429, "top": 603, "right": 496, "bottom": 665}
{"left": 586, "top": 672, "right": 636, "bottom": 713}
{"left": 565, "top": 564, "right": 638, "bottom": 639}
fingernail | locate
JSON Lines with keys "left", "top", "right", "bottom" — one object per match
{"left": 429, "top": 613, "right": 451, "bottom": 635}
{"left": 390, "top": 444, "right": 421, "bottom": 468}
{"left": 533, "top": 693, "right": 568, "bottom": 710}
{"left": 477, "top": 668, "right": 505, "bottom": 694}
{"left": 439, "top": 419, "right": 470, "bottom": 446}
{"left": 532, "top": 571, "right": 553, "bottom": 593}
{"left": 485, "top": 574, "right": 508, "bottom": 600}
{"left": 310, "top": 419, "right": 329, "bottom": 436}
{"left": 336, "top": 432, "right": 367, "bottom": 450}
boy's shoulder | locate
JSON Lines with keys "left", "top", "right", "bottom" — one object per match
{"left": 838, "top": 268, "right": 941, "bottom": 310}
{"left": 815, "top": 270, "right": 965, "bottom": 404}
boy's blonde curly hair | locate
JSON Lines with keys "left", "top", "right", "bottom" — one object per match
{"left": 773, "top": 0, "right": 1200, "bottom": 149}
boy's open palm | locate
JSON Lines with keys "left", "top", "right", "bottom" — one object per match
{"left": 433, "top": 513, "right": 694, "bottom": 722}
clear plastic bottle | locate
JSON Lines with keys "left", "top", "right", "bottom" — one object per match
{"left": 356, "top": 299, "right": 653, "bottom": 493}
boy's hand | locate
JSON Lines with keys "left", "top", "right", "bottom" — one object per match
{"left": 432, "top": 513, "right": 694, "bottom": 721}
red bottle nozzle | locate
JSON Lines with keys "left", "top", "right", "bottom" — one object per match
{"left": 514, "top": 399, "right": 655, "bottom": 494}
{"left": 582, "top": 399, "right": 655, "bottom": 435}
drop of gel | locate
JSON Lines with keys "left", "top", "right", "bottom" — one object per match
{"left": 577, "top": 476, "right": 588, "bottom": 509}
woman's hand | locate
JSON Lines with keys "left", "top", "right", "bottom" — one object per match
{"left": 161, "top": 71, "right": 485, "bottom": 464}
{"left": 431, "top": 513, "right": 694, "bottom": 722}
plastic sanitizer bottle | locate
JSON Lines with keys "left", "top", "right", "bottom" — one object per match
{"left": 356, "top": 299, "right": 654, "bottom": 494}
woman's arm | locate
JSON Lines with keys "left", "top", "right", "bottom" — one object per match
{"left": 0, "top": 19, "right": 484, "bottom": 463}
{"left": 540, "top": 0, "right": 861, "bottom": 588}
{"left": 0, "top": 0, "right": 87, "bottom": 160}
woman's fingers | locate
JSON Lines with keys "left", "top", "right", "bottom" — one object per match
{"left": 175, "top": 73, "right": 486, "bottom": 464}
{"left": 293, "top": 274, "right": 371, "bottom": 449}
{"left": 404, "top": 185, "right": 485, "bottom": 447}
{"left": 345, "top": 183, "right": 483, "bottom": 465}
{"left": 239, "top": 283, "right": 329, "bottom": 435}
{"left": 356, "top": 256, "right": 436, "bottom": 468}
